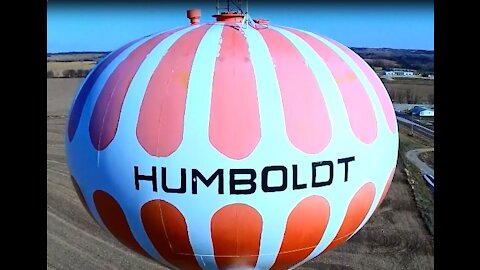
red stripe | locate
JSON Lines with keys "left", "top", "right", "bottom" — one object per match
{"left": 322, "top": 182, "right": 376, "bottom": 254}
{"left": 284, "top": 28, "right": 378, "bottom": 144}
{"left": 92, "top": 190, "right": 150, "bottom": 257}
{"left": 270, "top": 196, "right": 330, "bottom": 270}
{"left": 259, "top": 28, "right": 331, "bottom": 154}
{"left": 141, "top": 200, "right": 202, "bottom": 270}
{"left": 89, "top": 27, "right": 186, "bottom": 150}
{"left": 209, "top": 26, "right": 261, "bottom": 160}
{"left": 137, "top": 25, "right": 211, "bottom": 157}
{"left": 211, "top": 203, "right": 263, "bottom": 269}
{"left": 68, "top": 37, "right": 141, "bottom": 141}
{"left": 323, "top": 35, "right": 397, "bottom": 134}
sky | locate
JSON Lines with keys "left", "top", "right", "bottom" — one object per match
{"left": 47, "top": 1, "right": 434, "bottom": 53}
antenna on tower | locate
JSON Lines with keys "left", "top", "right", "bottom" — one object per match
{"left": 215, "top": 0, "right": 244, "bottom": 15}
{"left": 213, "top": 0, "right": 246, "bottom": 23}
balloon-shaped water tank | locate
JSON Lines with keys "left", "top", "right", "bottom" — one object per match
{"left": 66, "top": 2, "right": 398, "bottom": 269}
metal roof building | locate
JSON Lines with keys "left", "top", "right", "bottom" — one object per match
{"left": 411, "top": 106, "right": 434, "bottom": 117}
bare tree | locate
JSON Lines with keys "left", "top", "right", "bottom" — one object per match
{"left": 427, "top": 94, "right": 434, "bottom": 104}
{"left": 406, "top": 88, "right": 416, "bottom": 104}
{"left": 63, "top": 69, "right": 76, "bottom": 78}
{"left": 391, "top": 90, "right": 397, "bottom": 102}
{"left": 412, "top": 92, "right": 420, "bottom": 104}
{"left": 397, "top": 91, "right": 407, "bottom": 103}
{"left": 78, "top": 69, "right": 90, "bottom": 78}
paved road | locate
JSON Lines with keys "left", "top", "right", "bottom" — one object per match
{"left": 396, "top": 112, "right": 434, "bottom": 131}
{"left": 405, "top": 148, "right": 434, "bottom": 177}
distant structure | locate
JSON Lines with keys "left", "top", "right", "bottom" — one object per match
{"left": 384, "top": 71, "right": 395, "bottom": 76}
{"left": 384, "top": 68, "right": 415, "bottom": 77}
{"left": 411, "top": 106, "right": 434, "bottom": 117}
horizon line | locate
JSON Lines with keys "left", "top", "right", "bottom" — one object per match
{"left": 47, "top": 46, "right": 435, "bottom": 54}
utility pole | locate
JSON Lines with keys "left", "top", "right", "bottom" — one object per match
{"left": 409, "top": 111, "right": 414, "bottom": 136}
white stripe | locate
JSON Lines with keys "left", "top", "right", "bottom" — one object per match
{"left": 176, "top": 24, "right": 224, "bottom": 270}
{"left": 244, "top": 26, "right": 289, "bottom": 153}
{"left": 266, "top": 26, "right": 396, "bottom": 269}
{"left": 242, "top": 26, "right": 292, "bottom": 270}
{"left": 67, "top": 36, "right": 149, "bottom": 141}
{"left": 268, "top": 26, "right": 355, "bottom": 151}
{"left": 290, "top": 27, "right": 391, "bottom": 140}
{"left": 67, "top": 25, "right": 199, "bottom": 270}
{"left": 327, "top": 34, "right": 397, "bottom": 131}
{"left": 66, "top": 23, "right": 399, "bottom": 270}
{"left": 293, "top": 30, "right": 396, "bottom": 238}
{"left": 265, "top": 28, "right": 358, "bottom": 267}
{"left": 290, "top": 28, "right": 401, "bottom": 257}
{"left": 113, "top": 25, "right": 200, "bottom": 268}
{"left": 66, "top": 32, "right": 158, "bottom": 228}
{"left": 65, "top": 41, "right": 136, "bottom": 117}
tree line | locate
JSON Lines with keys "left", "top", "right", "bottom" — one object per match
{"left": 387, "top": 88, "right": 434, "bottom": 104}
{"left": 47, "top": 69, "right": 90, "bottom": 78}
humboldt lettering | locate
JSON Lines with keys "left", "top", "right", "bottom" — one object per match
{"left": 134, "top": 156, "right": 355, "bottom": 194}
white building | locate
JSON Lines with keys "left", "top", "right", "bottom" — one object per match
{"left": 411, "top": 106, "right": 434, "bottom": 117}
{"left": 419, "top": 109, "right": 434, "bottom": 117}
{"left": 384, "top": 69, "right": 415, "bottom": 77}
{"left": 385, "top": 71, "right": 396, "bottom": 76}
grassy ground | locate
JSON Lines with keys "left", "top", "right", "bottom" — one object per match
{"left": 398, "top": 125, "right": 434, "bottom": 236}
{"left": 418, "top": 151, "right": 434, "bottom": 169}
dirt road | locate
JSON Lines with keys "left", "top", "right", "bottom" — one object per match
{"left": 47, "top": 78, "right": 434, "bottom": 270}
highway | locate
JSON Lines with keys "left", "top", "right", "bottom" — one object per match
{"left": 396, "top": 113, "right": 434, "bottom": 140}
{"left": 396, "top": 112, "right": 434, "bottom": 131}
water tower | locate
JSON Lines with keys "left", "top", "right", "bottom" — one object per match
{"left": 66, "top": 1, "right": 398, "bottom": 269}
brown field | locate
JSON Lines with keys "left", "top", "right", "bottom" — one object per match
{"left": 382, "top": 78, "right": 434, "bottom": 104}
{"left": 47, "top": 61, "right": 96, "bottom": 77}
{"left": 47, "top": 78, "right": 83, "bottom": 116}
{"left": 47, "top": 78, "right": 433, "bottom": 269}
